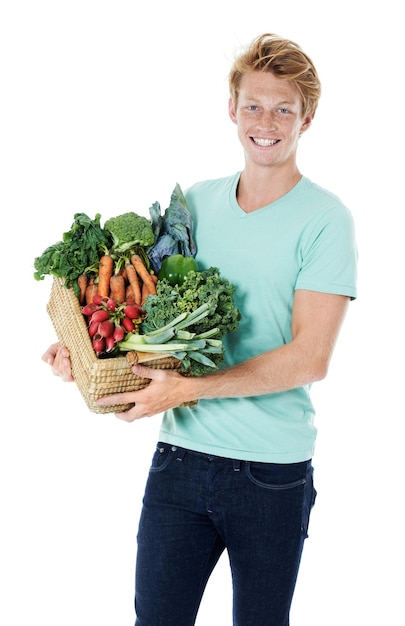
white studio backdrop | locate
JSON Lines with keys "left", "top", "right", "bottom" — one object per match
{"left": 1, "top": 1, "right": 403, "bottom": 625}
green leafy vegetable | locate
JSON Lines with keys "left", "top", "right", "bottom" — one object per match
{"left": 139, "top": 267, "right": 241, "bottom": 375}
{"left": 103, "top": 212, "right": 155, "bottom": 253}
{"left": 118, "top": 303, "right": 224, "bottom": 374}
{"left": 33, "top": 213, "right": 112, "bottom": 297}
{"left": 147, "top": 183, "right": 197, "bottom": 274}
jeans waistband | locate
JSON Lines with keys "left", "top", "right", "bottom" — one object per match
{"left": 157, "top": 442, "right": 311, "bottom": 468}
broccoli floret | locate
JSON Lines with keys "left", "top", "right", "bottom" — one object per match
{"left": 103, "top": 212, "right": 155, "bottom": 253}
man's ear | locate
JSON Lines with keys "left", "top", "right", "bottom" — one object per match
{"left": 300, "top": 114, "right": 313, "bottom": 134}
{"left": 228, "top": 97, "right": 237, "bottom": 124}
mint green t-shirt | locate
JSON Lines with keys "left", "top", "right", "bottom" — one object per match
{"left": 159, "top": 173, "right": 358, "bottom": 463}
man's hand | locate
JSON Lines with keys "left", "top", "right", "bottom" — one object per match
{"left": 97, "top": 364, "right": 193, "bottom": 422}
{"left": 42, "top": 342, "right": 74, "bottom": 382}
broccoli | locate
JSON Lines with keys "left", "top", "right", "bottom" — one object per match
{"left": 103, "top": 212, "right": 155, "bottom": 253}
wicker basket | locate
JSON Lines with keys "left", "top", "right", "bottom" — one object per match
{"left": 46, "top": 277, "right": 186, "bottom": 414}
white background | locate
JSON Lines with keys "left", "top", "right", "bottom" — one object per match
{"left": 1, "top": 1, "right": 403, "bottom": 624}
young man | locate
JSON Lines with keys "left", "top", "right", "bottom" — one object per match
{"left": 44, "top": 33, "right": 357, "bottom": 625}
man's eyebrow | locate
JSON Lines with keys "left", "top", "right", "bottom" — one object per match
{"left": 242, "top": 96, "right": 297, "bottom": 106}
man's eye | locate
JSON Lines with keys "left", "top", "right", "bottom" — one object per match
{"left": 278, "top": 108, "right": 289, "bottom": 114}
{"left": 247, "top": 105, "right": 258, "bottom": 111}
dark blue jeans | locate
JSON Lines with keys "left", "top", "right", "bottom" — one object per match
{"left": 134, "top": 443, "right": 317, "bottom": 626}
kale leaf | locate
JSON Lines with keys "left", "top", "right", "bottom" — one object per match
{"left": 141, "top": 267, "right": 241, "bottom": 375}
{"left": 142, "top": 269, "right": 240, "bottom": 337}
{"left": 33, "top": 213, "right": 112, "bottom": 297}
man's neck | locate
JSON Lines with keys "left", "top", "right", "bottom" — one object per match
{"left": 236, "top": 165, "right": 302, "bottom": 213}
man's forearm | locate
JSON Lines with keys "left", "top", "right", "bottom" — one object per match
{"left": 181, "top": 343, "right": 327, "bottom": 402}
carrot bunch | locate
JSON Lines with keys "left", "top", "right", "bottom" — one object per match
{"left": 77, "top": 252, "right": 158, "bottom": 307}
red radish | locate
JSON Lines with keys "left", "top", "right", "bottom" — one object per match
{"left": 122, "top": 317, "right": 135, "bottom": 332}
{"left": 124, "top": 304, "right": 145, "bottom": 319}
{"left": 89, "top": 319, "right": 100, "bottom": 337}
{"left": 81, "top": 303, "right": 99, "bottom": 316}
{"left": 92, "top": 336, "right": 105, "bottom": 355}
{"left": 92, "top": 294, "right": 104, "bottom": 306}
{"left": 105, "top": 336, "right": 116, "bottom": 352}
{"left": 106, "top": 298, "right": 117, "bottom": 311}
{"left": 98, "top": 319, "right": 114, "bottom": 338}
{"left": 90, "top": 309, "right": 110, "bottom": 323}
{"left": 113, "top": 325, "right": 125, "bottom": 342}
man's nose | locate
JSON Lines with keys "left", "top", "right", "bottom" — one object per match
{"left": 258, "top": 110, "right": 277, "bottom": 129}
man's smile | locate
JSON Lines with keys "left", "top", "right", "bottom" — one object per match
{"left": 251, "top": 137, "right": 280, "bottom": 146}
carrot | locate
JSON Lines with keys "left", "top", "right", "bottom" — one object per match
{"left": 141, "top": 271, "right": 159, "bottom": 305}
{"left": 125, "top": 262, "right": 142, "bottom": 305}
{"left": 120, "top": 266, "right": 128, "bottom": 282}
{"left": 141, "top": 282, "right": 150, "bottom": 306}
{"left": 97, "top": 255, "right": 114, "bottom": 298}
{"left": 109, "top": 273, "right": 126, "bottom": 304}
{"left": 77, "top": 273, "right": 88, "bottom": 304}
{"left": 130, "top": 254, "right": 157, "bottom": 297}
{"left": 85, "top": 277, "right": 98, "bottom": 305}
{"left": 126, "top": 282, "right": 135, "bottom": 303}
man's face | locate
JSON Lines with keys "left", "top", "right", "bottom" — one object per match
{"left": 229, "top": 71, "right": 312, "bottom": 170}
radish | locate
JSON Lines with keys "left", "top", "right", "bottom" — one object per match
{"left": 90, "top": 309, "right": 110, "bottom": 323}
{"left": 81, "top": 303, "right": 99, "bottom": 316}
{"left": 122, "top": 317, "right": 135, "bottom": 332}
{"left": 98, "top": 319, "right": 114, "bottom": 338}
{"left": 113, "top": 325, "right": 125, "bottom": 342}
{"left": 106, "top": 298, "right": 117, "bottom": 311}
{"left": 92, "top": 294, "right": 104, "bottom": 306}
{"left": 105, "top": 335, "right": 116, "bottom": 352}
{"left": 89, "top": 319, "right": 100, "bottom": 338}
{"left": 124, "top": 304, "right": 145, "bottom": 319}
{"left": 92, "top": 336, "right": 105, "bottom": 355}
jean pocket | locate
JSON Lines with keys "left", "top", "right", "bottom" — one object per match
{"left": 149, "top": 444, "right": 173, "bottom": 473}
{"left": 245, "top": 461, "right": 308, "bottom": 490}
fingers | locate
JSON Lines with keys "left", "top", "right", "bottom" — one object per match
{"left": 115, "top": 407, "right": 139, "bottom": 422}
{"left": 58, "top": 353, "right": 74, "bottom": 382}
{"left": 41, "top": 342, "right": 61, "bottom": 365}
{"left": 42, "top": 343, "right": 74, "bottom": 382}
{"left": 97, "top": 391, "right": 136, "bottom": 410}
{"left": 97, "top": 366, "right": 184, "bottom": 420}
{"left": 97, "top": 365, "right": 183, "bottom": 422}
{"left": 130, "top": 364, "right": 166, "bottom": 380}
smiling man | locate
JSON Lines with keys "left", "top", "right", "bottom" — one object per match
{"left": 230, "top": 70, "right": 313, "bottom": 210}
{"left": 44, "top": 33, "right": 358, "bottom": 625}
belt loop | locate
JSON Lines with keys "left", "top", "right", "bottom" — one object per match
{"left": 174, "top": 447, "right": 186, "bottom": 462}
{"left": 233, "top": 460, "right": 241, "bottom": 471}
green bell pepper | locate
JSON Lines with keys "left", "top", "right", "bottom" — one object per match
{"left": 158, "top": 254, "right": 199, "bottom": 286}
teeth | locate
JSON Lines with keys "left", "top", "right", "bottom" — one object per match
{"left": 252, "top": 138, "right": 278, "bottom": 146}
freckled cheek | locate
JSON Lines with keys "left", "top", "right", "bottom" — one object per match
{"left": 237, "top": 125, "right": 250, "bottom": 141}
